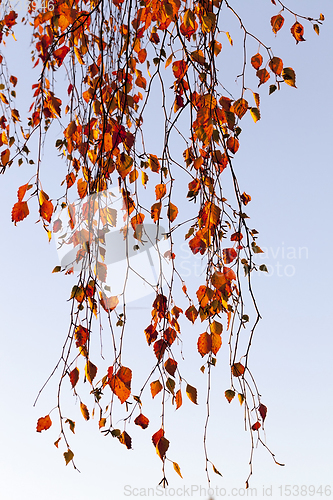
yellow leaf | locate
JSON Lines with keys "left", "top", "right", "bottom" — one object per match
{"left": 165, "top": 53, "right": 173, "bottom": 68}
{"left": 225, "top": 31, "right": 233, "bottom": 45}
{"left": 74, "top": 46, "right": 84, "bottom": 64}
{"left": 99, "top": 418, "right": 106, "bottom": 429}
{"left": 186, "top": 383, "right": 198, "bottom": 404}
{"left": 212, "top": 464, "right": 223, "bottom": 476}
{"left": 80, "top": 402, "right": 90, "bottom": 420}
{"left": 238, "top": 393, "right": 245, "bottom": 405}
{"left": 250, "top": 108, "right": 260, "bottom": 123}
{"left": 282, "top": 67, "right": 297, "bottom": 88}
{"left": 173, "top": 462, "right": 183, "bottom": 478}
{"left": 64, "top": 449, "right": 74, "bottom": 465}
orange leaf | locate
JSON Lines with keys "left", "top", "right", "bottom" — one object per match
{"left": 149, "top": 154, "right": 160, "bottom": 172}
{"left": 152, "top": 428, "right": 164, "bottom": 447}
{"left": 175, "top": 389, "right": 182, "bottom": 409}
{"left": 155, "top": 183, "right": 166, "bottom": 200}
{"left": 17, "top": 183, "right": 30, "bottom": 202}
{"left": 1, "top": 148, "right": 10, "bottom": 165}
{"left": 66, "top": 172, "right": 76, "bottom": 188}
{"left": 156, "top": 436, "right": 169, "bottom": 460}
{"left": 53, "top": 45, "right": 70, "bottom": 66}
{"left": 211, "top": 332, "right": 222, "bottom": 355}
{"left": 223, "top": 248, "right": 237, "bottom": 264}
{"left": 134, "top": 414, "right": 149, "bottom": 429}
{"left": 167, "top": 202, "right": 178, "bottom": 222}
{"left": 164, "top": 358, "right": 177, "bottom": 377}
{"left": 271, "top": 14, "right": 284, "bottom": 34}
{"left": 150, "top": 379, "right": 163, "bottom": 398}
{"left": 256, "top": 68, "right": 270, "bottom": 87}
{"left": 269, "top": 56, "right": 283, "bottom": 75}
{"left": 136, "top": 74, "right": 147, "bottom": 89}
{"left": 231, "top": 362, "right": 245, "bottom": 377}
{"left": 80, "top": 402, "right": 90, "bottom": 420}
{"left": 251, "top": 53, "right": 263, "bottom": 70}
{"left": 75, "top": 325, "right": 89, "bottom": 347}
{"left": 233, "top": 98, "right": 248, "bottom": 119}
{"left": 226, "top": 136, "right": 239, "bottom": 154}
{"left": 240, "top": 192, "right": 251, "bottom": 205}
{"left": 151, "top": 202, "right": 161, "bottom": 223}
{"left": 138, "top": 48, "right": 147, "bottom": 63}
{"left": 119, "top": 431, "right": 132, "bottom": 449}
{"left": 185, "top": 305, "right": 198, "bottom": 323}
{"left": 225, "top": 389, "right": 235, "bottom": 403}
{"left": 197, "top": 332, "right": 212, "bottom": 357}
{"left": 69, "top": 367, "right": 79, "bottom": 388}
{"left": 36, "top": 415, "right": 52, "bottom": 432}
{"left": 131, "top": 212, "right": 145, "bottom": 230}
{"left": 110, "top": 366, "right": 132, "bottom": 404}
{"left": 40, "top": 199, "right": 53, "bottom": 223}
{"left": 12, "top": 201, "right": 29, "bottom": 225}
{"left": 291, "top": 22, "right": 305, "bottom": 44}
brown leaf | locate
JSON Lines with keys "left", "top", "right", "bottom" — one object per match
{"left": 240, "top": 192, "right": 251, "bottom": 205}
{"left": 225, "top": 389, "right": 235, "bottom": 403}
{"left": 153, "top": 339, "right": 167, "bottom": 360}
{"left": 252, "top": 421, "right": 261, "bottom": 431}
{"left": 175, "top": 389, "right": 182, "bottom": 409}
{"left": 156, "top": 436, "right": 169, "bottom": 460}
{"left": 167, "top": 202, "right": 178, "bottom": 222}
{"left": 269, "top": 56, "right": 283, "bottom": 75}
{"left": 223, "top": 247, "right": 237, "bottom": 264}
{"left": 152, "top": 428, "right": 164, "bottom": 447}
{"left": 282, "top": 67, "right": 297, "bottom": 88}
{"left": 164, "top": 358, "right": 177, "bottom": 377}
{"left": 256, "top": 68, "right": 270, "bottom": 87}
{"left": 69, "top": 367, "right": 79, "bottom": 388}
{"left": 64, "top": 449, "right": 74, "bottom": 465}
{"left": 65, "top": 418, "right": 75, "bottom": 434}
{"left": 134, "top": 413, "right": 149, "bottom": 429}
{"left": 75, "top": 325, "right": 89, "bottom": 347}
{"left": 231, "top": 362, "right": 245, "bottom": 377}
{"left": 12, "top": 201, "right": 29, "bottom": 225}
{"left": 163, "top": 327, "right": 177, "bottom": 346}
{"left": 119, "top": 431, "right": 132, "bottom": 449}
{"left": 186, "top": 383, "right": 198, "bottom": 404}
{"left": 259, "top": 403, "right": 267, "bottom": 422}
{"left": 233, "top": 98, "right": 248, "bottom": 119}
{"left": 85, "top": 360, "right": 97, "bottom": 384}
{"left": 155, "top": 183, "right": 166, "bottom": 200}
{"left": 151, "top": 201, "right": 161, "bottom": 223}
{"left": 150, "top": 380, "right": 163, "bottom": 398}
{"left": 36, "top": 415, "right": 52, "bottom": 432}
{"left": 226, "top": 136, "right": 239, "bottom": 154}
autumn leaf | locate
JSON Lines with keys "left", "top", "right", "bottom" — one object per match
{"left": 150, "top": 379, "right": 163, "bottom": 398}
{"left": 12, "top": 201, "right": 29, "bottom": 225}
{"left": 291, "top": 22, "right": 305, "bottom": 44}
{"left": 252, "top": 421, "right": 261, "bottom": 431}
{"left": 153, "top": 339, "right": 167, "bottom": 360}
{"left": 95, "top": 261, "right": 107, "bottom": 282}
{"left": 40, "top": 199, "right": 53, "bottom": 223}
{"left": 282, "top": 67, "right": 297, "bottom": 88}
{"left": 251, "top": 53, "right": 263, "bottom": 70}
{"left": 85, "top": 360, "right": 97, "bottom": 384}
{"left": 65, "top": 418, "right": 75, "bottom": 434}
{"left": 155, "top": 183, "right": 166, "bottom": 200}
{"left": 53, "top": 46, "right": 70, "bottom": 66}
{"left": 256, "top": 68, "right": 270, "bottom": 87}
{"left": 271, "top": 14, "right": 284, "bottom": 34}
{"left": 186, "top": 383, "right": 198, "bottom": 404}
{"left": 231, "top": 362, "right": 245, "bottom": 377}
{"left": 64, "top": 449, "right": 74, "bottom": 465}
{"left": 152, "top": 428, "right": 164, "bottom": 447}
{"left": 54, "top": 437, "right": 61, "bottom": 448}
{"left": 167, "top": 202, "right": 178, "bottom": 222}
{"left": 164, "top": 358, "right": 177, "bottom": 377}
{"left": 225, "top": 389, "right": 235, "bottom": 403}
{"left": 75, "top": 325, "right": 89, "bottom": 347}
{"left": 175, "top": 389, "right": 182, "bottom": 409}
{"left": 250, "top": 108, "right": 261, "bottom": 123}
{"left": 197, "top": 332, "right": 211, "bottom": 357}
{"left": 110, "top": 366, "right": 132, "bottom": 404}
{"left": 259, "top": 403, "right": 267, "bottom": 422}
{"left": 212, "top": 464, "right": 223, "bottom": 476}
{"left": 17, "top": 183, "right": 30, "bottom": 202}
{"left": 226, "top": 136, "right": 239, "bottom": 154}
{"left": 163, "top": 327, "right": 176, "bottom": 346}
{"left": 119, "top": 431, "right": 132, "bottom": 449}
{"left": 151, "top": 202, "right": 161, "bottom": 223}
{"left": 269, "top": 56, "right": 283, "bottom": 75}
{"left": 211, "top": 332, "right": 222, "bottom": 355}
{"left": 80, "top": 402, "right": 90, "bottom": 420}
{"left": 223, "top": 247, "right": 237, "bottom": 264}
{"left": 69, "top": 367, "right": 79, "bottom": 388}
{"left": 238, "top": 393, "right": 245, "bottom": 405}
{"left": 36, "top": 415, "right": 52, "bottom": 432}
{"left": 185, "top": 305, "right": 198, "bottom": 323}
{"left": 134, "top": 413, "right": 149, "bottom": 429}
{"left": 233, "top": 98, "right": 248, "bottom": 119}
{"left": 173, "top": 462, "right": 183, "bottom": 478}
{"left": 156, "top": 436, "right": 169, "bottom": 460}
{"left": 240, "top": 192, "right": 251, "bottom": 205}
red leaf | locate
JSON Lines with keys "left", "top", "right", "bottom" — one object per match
{"left": 75, "top": 325, "right": 89, "bottom": 347}
{"left": 156, "top": 436, "right": 169, "bottom": 460}
{"left": 69, "top": 367, "right": 79, "bottom": 388}
{"left": 185, "top": 305, "right": 198, "bottom": 323}
{"left": 153, "top": 339, "right": 167, "bottom": 360}
{"left": 240, "top": 192, "right": 251, "bottom": 205}
{"left": 226, "top": 136, "right": 239, "bottom": 154}
{"left": 163, "top": 327, "right": 176, "bottom": 346}
{"left": 259, "top": 403, "right": 267, "bottom": 422}
{"left": 164, "top": 358, "right": 177, "bottom": 377}
{"left": 252, "top": 421, "right": 261, "bottom": 431}
{"left": 134, "top": 414, "right": 149, "bottom": 429}
{"left": 36, "top": 415, "right": 52, "bottom": 432}
{"left": 152, "top": 428, "right": 164, "bottom": 447}
{"left": 231, "top": 362, "right": 245, "bottom": 377}
{"left": 223, "top": 248, "right": 237, "bottom": 264}
{"left": 145, "top": 324, "right": 158, "bottom": 345}
{"left": 256, "top": 68, "right": 270, "bottom": 87}
{"left": 12, "top": 201, "right": 29, "bottom": 225}
{"left": 17, "top": 183, "right": 29, "bottom": 202}
{"left": 53, "top": 46, "right": 70, "bottom": 66}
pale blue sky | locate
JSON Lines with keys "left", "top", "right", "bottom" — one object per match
{"left": 0, "top": 1, "right": 332, "bottom": 499}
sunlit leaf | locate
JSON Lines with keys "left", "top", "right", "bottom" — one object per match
{"left": 271, "top": 14, "right": 284, "bottom": 34}
{"left": 119, "top": 431, "right": 132, "bottom": 449}
{"left": 291, "top": 22, "right": 305, "bottom": 44}
{"left": 282, "top": 67, "right": 297, "bottom": 88}
{"left": 173, "top": 462, "right": 183, "bottom": 478}
{"left": 251, "top": 53, "right": 263, "bottom": 70}
{"left": 186, "top": 384, "right": 198, "bottom": 404}
{"left": 150, "top": 380, "right": 163, "bottom": 398}
{"left": 225, "top": 389, "right": 235, "bottom": 403}
{"left": 80, "top": 402, "right": 90, "bottom": 421}
{"left": 12, "top": 201, "right": 29, "bottom": 225}
{"left": 134, "top": 413, "right": 149, "bottom": 429}
{"left": 231, "top": 362, "right": 245, "bottom": 377}
{"left": 36, "top": 415, "right": 52, "bottom": 432}
{"left": 69, "top": 367, "right": 79, "bottom": 388}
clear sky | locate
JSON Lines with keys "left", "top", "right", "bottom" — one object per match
{"left": 0, "top": 1, "right": 332, "bottom": 499}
